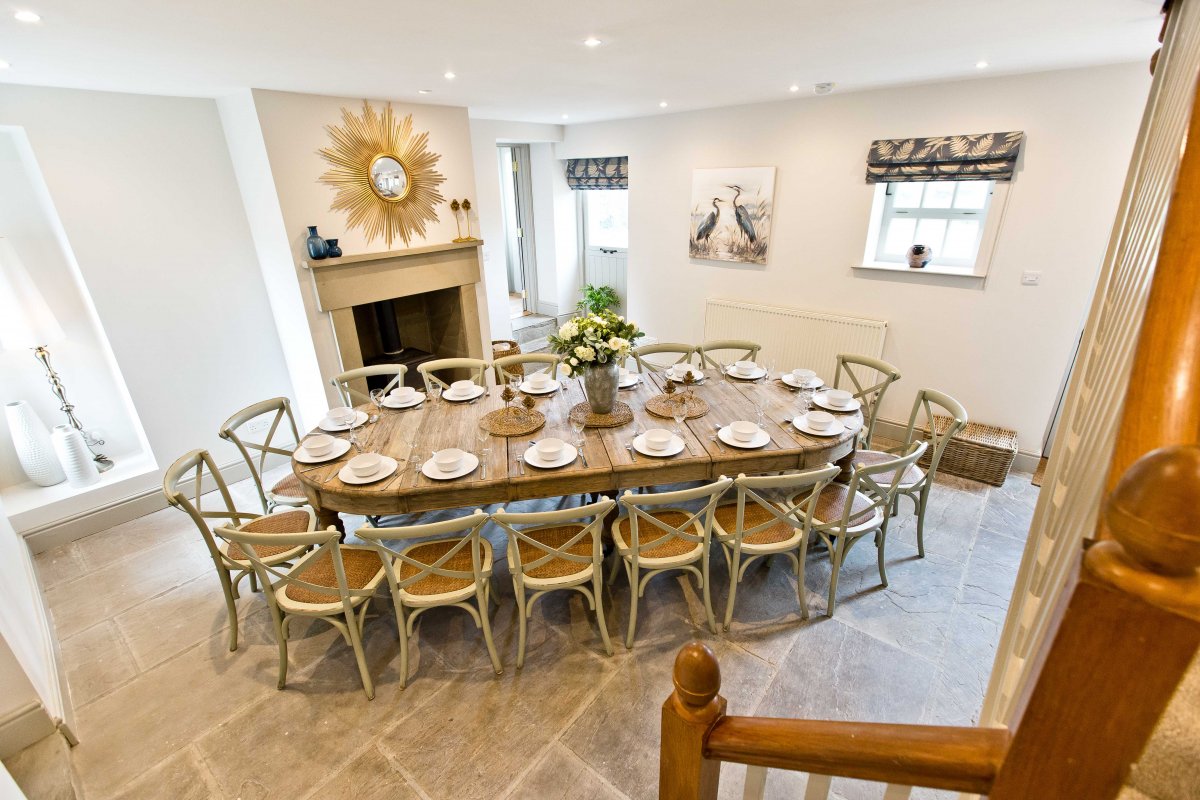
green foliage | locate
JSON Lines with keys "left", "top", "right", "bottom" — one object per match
{"left": 576, "top": 284, "right": 620, "bottom": 316}
{"left": 547, "top": 309, "right": 644, "bottom": 375}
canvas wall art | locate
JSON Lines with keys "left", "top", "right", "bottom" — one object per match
{"left": 689, "top": 167, "right": 776, "bottom": 264}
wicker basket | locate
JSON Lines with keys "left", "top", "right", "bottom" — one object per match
{"left": 491, "top": 339, "right": 522, "bottom": 378}
{"left": 919, "top": 415, "right": 1017, "bottom": 487}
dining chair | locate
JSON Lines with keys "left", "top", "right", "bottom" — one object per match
{"left": 853, "top": 388, "right": 968, "bottom": 558}
{"left": 331, "top": 364, "right": 407, "bottom": 406}
{"left": 631, "top": 342, "right": 697, "bottom": 374}
{"left": 491, "top": 497, "right": 616, "bottom": 666}
{"left": 417, "top": 357, "right": 490, "bottom": 391}
{"left": 215, "top": 524, "right": 386, "bottom": 699}
{"left": 696, "top": 339, "right": 761, "bottom": 370}
{"left": 218, "top": 397, "right": 306, "bottom": 515}
{"left": 610, "top": 476, "right": 733, "bottom": 647}
{"left": 356, "top": 510, "right": 502, "bottom": 687}
{"left": 791, "top": 441, "right": 927, "bottom": 616}
{"left": 162, "top": 449, "right": 317, "bottom": 651}
{"left": 712, "top": 465, "right": 840, "bottom": 628}
{"left": 833, "top": 353, "right": 902, "bottom": 449}
{"left": 493, "top": 353, "right": 560, "bottom": 386}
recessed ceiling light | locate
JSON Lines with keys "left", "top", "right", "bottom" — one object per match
{"left": 976, "top": 60, "right": 989, "bottom": 69}
{"left": 583, "top": 36, "right": 602, "bottom": 47}
{"left": 561, "top": 113, "right": 569, "bottom": 120}
{"left": 444, "top": 71, "right": 456, "bottom": 80}
{"left": 418, "top": 89, "right": 433, "bottom": 94}
{"left": 0, "top": 60, "right": 9, "bottom": 70}
{"left": 788, "top": 85, "right": 800, "bottom": 93}
{"left": 658, "top": 101, "right": 668, "bottom": 108}
{"left": 14, "top": 10, "right": 40, "bottom": 22}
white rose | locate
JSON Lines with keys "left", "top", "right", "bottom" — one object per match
{"left": 574, "top": 345, "right": 596, "bottom": 362}
{"left": 559, "top": 322, "right": 578, "bottom": 339}
{"left": 562, "top": 363, "right": 572, "bottom": 375}
{"left": 608, "top": 337, "right": 626, "bottom": 350}
{"left": 570, "top": 357, "right": 579, "bottom": 366}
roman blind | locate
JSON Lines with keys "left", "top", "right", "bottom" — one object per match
{"left": 565, "top": 156, "right": 628, "bottom": 189}
{"left": 865, "top": 131, "right": 1024, "bottom": 183}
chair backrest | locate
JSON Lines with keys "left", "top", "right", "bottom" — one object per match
{"left": 632, "top": 343, "right": 697, "bottom": 374}
{"left": 491, "top": 498, "right": 615, "bottom": 581}
{"left": 218, "top": 397, "right": 301, "bottom": 514}
{"left": 417, "top": 358, "right": 489, "bottom": 391}
{"left": 820, "top": 441, "right": 928, "bottom": 533}
{"left": 898, "top": 388, "right": 968, "bottom": 483}
{"left": 697, "top": 340, "right": 761, "bottom": 369}
{"left": 162, "top": 449, "right": 258, "bottom": 563}
{"left": 618, "top": 477, "right": 733, "bottom": 560}
{"left": 215, "top": 524, "right": 361, "bottom": 614}
{"left": 331, "top": 365, "right": 407, "bottom": 406}
{"left": 716, "top": 465, "right": 840, "bottom": 547}
{"left": 356, "top": 509, "right": 490, "bottom": 596}
{"left": 494, "top": 353, "right": 560, "bottom": 386}
{"left": 834, "top": 353, "right": 901, "bottom": 448}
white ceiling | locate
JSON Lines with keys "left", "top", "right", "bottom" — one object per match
{"left": 0, "top": 0, "right": 1163, "bottom": 123}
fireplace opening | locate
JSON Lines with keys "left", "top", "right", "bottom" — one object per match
{"left": 352, "top": 288, "right": 473, "bottom": 391}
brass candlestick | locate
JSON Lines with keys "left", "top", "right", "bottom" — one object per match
{"left": 33, "top": 345, "right": 113, "bottom": 472}
{"left": 460, "top": 198, "right": 479, "bottom": 242}
{"left": 450, "top": 199, "right": 469, "bottom": 242}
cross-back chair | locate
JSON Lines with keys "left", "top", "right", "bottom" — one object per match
{"left": 162, "top": 449, "right": 316, "bottom": 651}
{"left": 632, "top": 342, "right": 697, "bottom": 374}
{"left": 854, "top": 388, "right": 968, "bottom": 557}
{"left": 219, "top": 397, "right": 305, "bottom": 514}
{"left": 697, "top": 339, "right": 761, "bottom": 370}
{"left": 712, "top": 465, "right": 840, "bottom": 628}
{"left": 330, "top": 365, "right": 407, "bottom": 406}
{"left": 417, "top": 358, "right": 489, "bottom": 391}
{"left": 792, "top": 440, "right": 927, "bottom": 616}
{"left": 492, "top": 498, "right": 616, "bottom": 666}
{"left": 356, "top": 510, "right": 502, "bottom": 687}
{"left": 610, "top": 477, "right": 733, "bottom": 647}
{"left": 833, "top": 353, "right": 902, "bottom": 449}
{"left": 215, "top": 524, "right": 385, "bottom": 699}
{"left": 493, "top": 353, "right": 560, "bottom": 387}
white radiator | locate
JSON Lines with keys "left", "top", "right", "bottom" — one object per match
{"left": 703, "top": 299, "right": 887, "bottom": 378}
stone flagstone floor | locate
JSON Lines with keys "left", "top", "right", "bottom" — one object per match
{"left": 19, "top": 463, "right": 1038, "bottom": 800}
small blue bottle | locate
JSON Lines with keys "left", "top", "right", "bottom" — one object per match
{"left": 306, "top": 226, "right": 329, "bottom": 260}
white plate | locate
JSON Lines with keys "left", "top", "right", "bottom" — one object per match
{"left": 421, "top": 452, "right": 480, "bottom": 480}
{"left": 520, "top": 379, "right": 560, "bottom": 395}
{"left": 793, "top": 416, "right": 846, "bottom": 437}
{"left": 523, "top": 443, "right": 579, "bottom": 469}
{"left": 294, "top": 438, "right": 352, "bottom": 464}
{"left": 338, "top": 455, "right": 398, "bottom": 484}
{"left": 812, "top": 392, "right": 862, "bottom": 413}
{"left": 717, "top": 426, "right": 772, "bottom": 449}
{"left": 318, "top": 410, "right": 369, "bottom": 432}
{"left": 726, "top": 365, "right": 767, "bottom": 381}
{"left": 618, "top": 374, "right": 641, "bottom": 388}
{"left": 442, "top": 385, "right": 486, "bottom": 402}
{"left": 382, "top": 393, "right": 425, "bottom": 409}
{"left": 633, "top": 433, "right": 685, "bottom": 458}
{"left": 780, "top": 373, "right": 825, "bottom": 390}
{"left": 666, "top": 368, "right": 705, "bottom": 383}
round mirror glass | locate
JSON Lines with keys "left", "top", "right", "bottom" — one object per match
{"left": 370, "top": 155, "right": 408, "bottom": 200}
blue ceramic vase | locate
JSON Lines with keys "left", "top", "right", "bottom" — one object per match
{"left": 326, "top": 239, "right": 343, "bottom": 258}
{"left": 306, "top": 226, "right": 329, "bottom": 260}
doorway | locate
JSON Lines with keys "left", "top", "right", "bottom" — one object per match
{"left": 497, "top": 144, "right": 538, "bottom": 321}
{"left": 581, "top": 189, "right": 629, "bottom": 313}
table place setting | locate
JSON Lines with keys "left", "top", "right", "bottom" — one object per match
{"left": 421, "top": 447, "right": 480, "bottom": 480}
{"left": 522, "top": 437, "right": 579, "bottom": 469}
{"left": 780, "top": 367, "right": 825, "bottom": 390}
{"left": 381, "top": 385, "right": 426, "bottom": 409}
{"left": 725, "top": 359, "right": 768, "bottom": 381}
{"left": 632, "top": 427, "right": 686, "bottom": 458}
{"left": 792, "top": 409, "right": 846, "bottom": 437}
{"left": 294, "top": 432, "right": 352, "bottom": 463}
{"left": 519, "top": 371, "right": 561, "bottom": 395}
{"left": 666, "top": 363, "right": 705, "bottom": 383}
{"left": 318, "top": 406, "right": 369, "bottom": 432}
{"left": 339, "top": 452, "right": 399, "bottom": 484}
{"left": 812, "top": 388, "right": 862, "bottom": 413}
{"left": 716, "top": 420, "right": 772, "bottom": 449}
{"left": 618, "top": 367, "right": 640, "bottom": 389}
{"left": 441, "top": 380, "right": 486, "bottom": 403}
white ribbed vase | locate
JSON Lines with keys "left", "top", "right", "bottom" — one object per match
{"left": 50, "top": 425, "right": 100, "bottom": 488}
{"left": 5, "top": 401, "right": 66, "bottom": 487}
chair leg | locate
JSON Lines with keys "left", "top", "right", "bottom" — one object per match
{"left": 723, "top": 549, "right": 741, "bottom": 631}
{"left": 478, "top": 591, "right": 503, "bottom": 676}
{"left": 795, "top": 541, "right": 810, "bottom": 620}
{"left": 827, "top": 540, "right": 845, "bottom": 617}
{"left": 345, "top": 609, "right": 375, "bottom": 700}
{"left": 515, "top": 586, "right": 529, "bottom": 669}
{"left": 607, "top": 549, "right": 622, "bottom": 584}
{"left": 625, "top": 564, "right": 640, "bottom": 649}
{"left": 701, "top": 552, "right": 716, "bottom": 634}
{"left": 916, "top": 486, "right": 930, "bottom": 558}
{"left": 273, "top": 611, "right": 288, "bottom": 690}
{"left": 592, "top": 572, "right": 614, "bottom": 656}
{"left": 395, "top": 603, "right": 411, "bottom": 690}
{"left": 248, "top": 570, "right": 259, "bottom": 593}
{"left": 218, "top": 568, "right": 239, "bottom": 651}
{"left": 877, "top": 524, "right": 890, "bottom": 588}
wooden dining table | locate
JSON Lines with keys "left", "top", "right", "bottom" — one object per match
{"left": 292, "top": 368, "right": 864, "bottom": 531}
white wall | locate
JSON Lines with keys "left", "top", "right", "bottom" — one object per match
{"left": 558, "top": 63, "right": 1150, "bottom": 451}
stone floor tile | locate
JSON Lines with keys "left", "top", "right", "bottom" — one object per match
{"left": 304, "top": 744, "right": 423, "bottom": 800}
{"left": 74, "top": 506, "right": 197, "bottom": 572}
{"left": 33, "top": 542, "right": 87, "bottom": 590}
{"left": 508, "top": 742, "right": 628, "bottom": 800}
{"left": 60, "top": 621, "right": 139, "bottom": 708}
{"left": 110, "top": 746, "right": 223, "bottom": 800}
{"left": 887, "top": 480, "right": 986, "bottom": 565}
{"left": 2, "top": 732, "right": 78, "bottom": 800}
{"left": 978, "top": 472, "right": 1040, "bottom": 540}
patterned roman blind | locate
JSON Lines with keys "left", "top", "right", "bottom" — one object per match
{"left": 565, "top": 156, "right": 628, "bottom": 189}
{"left": 865, "top": 131, "right": 1024, "bottom": 183}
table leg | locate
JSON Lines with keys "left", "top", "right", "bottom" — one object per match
{"left": 835, "top": 446, "right": 857, "bottom": 483}
{"left": 315, "top": 505, "right": 345, "bottom": 535}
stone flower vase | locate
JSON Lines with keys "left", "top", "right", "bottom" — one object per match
{"left": 906, "top": 244, "right": 932, "bottom": 268}
{"left": 582, "top": 361, "right": 619, "bottom": 415}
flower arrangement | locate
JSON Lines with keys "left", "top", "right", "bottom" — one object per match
{"left": 548, "top": 310, "right": 644, "bottom": 376}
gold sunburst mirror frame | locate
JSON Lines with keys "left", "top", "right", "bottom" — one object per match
{"left": 317, "top": 101, "right": 446, "bottom": 247}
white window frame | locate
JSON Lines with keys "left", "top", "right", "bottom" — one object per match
{"left": 859, "top": 180, "right": 1010, "bottom": 278}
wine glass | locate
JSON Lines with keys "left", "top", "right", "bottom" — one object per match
{"left": 476, "top": 427, "right": 490, "bottom": 461}
{"left": 430, "top": 383, "right": 443, "bottom": 404}
{"left": 761, "top": 358, "right": 775, "bottom": 383}
{"left": 369, "top": 388, "right": 385, "bottom": 416}
{"left": 671, "top": 398, "right": 687, "bottom": 437}
{"left": 715, "top": 357, "right": 728, "bottom": 382}
{"left": 570, "top": 416, "right": 586, "bottom": 451}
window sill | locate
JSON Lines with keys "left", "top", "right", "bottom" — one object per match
{"left": 854, "top": 261, "right": 984, "bottom": 278}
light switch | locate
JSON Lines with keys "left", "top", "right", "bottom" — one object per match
{"left": 1021, "top": 270, "right": 1041, "bottom": 286}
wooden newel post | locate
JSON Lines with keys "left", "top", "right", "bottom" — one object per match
{"left": 660, "top": 641, "right": 727, "bottom": 800}
{"left": 990, "top": 445, "right": 1200, "bottom": 799}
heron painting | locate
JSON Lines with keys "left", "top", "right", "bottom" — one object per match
{"left": 688, "top": 167, "right": 775, "bottom": 264}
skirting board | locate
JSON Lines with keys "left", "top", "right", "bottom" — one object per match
{"left": 873, "top": 418, "right": 1040, "bottom": 476}
{"left": 0, "top": 702, "right": 55, "bottom": 762}
{"left": 21, "top": 451, "right": 294, "bottom": 555}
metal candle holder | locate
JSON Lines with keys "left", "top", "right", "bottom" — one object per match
{"left": 33, "top": 345, "right": 113, "bottom": 472}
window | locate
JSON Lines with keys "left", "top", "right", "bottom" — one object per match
{"left": 583, "top": 190, "right": 629, "bottom": 250}
{"left": 867, "top": 180, "right": 996, "bottom": 271}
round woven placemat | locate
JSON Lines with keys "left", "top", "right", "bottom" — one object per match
{"left": 481, "top": 408, "right": 545, "bottom": 437}
{"left": 569, "top": 401, "right": 634, "bottom": 428}
{"left": 646, "top": 392, "right": 709, "bottom": 420}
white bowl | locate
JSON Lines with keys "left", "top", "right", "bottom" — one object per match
{"left": 390, "top": 386, "right": 416, "bottom": 402}
{"left": 449, "top": 380, "right": 475, "bottom": 397}
{"left": 806, "top": 411, "right": 835, "bottom": 430}
{"left": 348, "top": 453, "right": 382, "bottom": 477}
{"left": 730, "top": 420, "right": 759, "bottom": 442}
{"left": 670, "top": 365, "right": 690, "bottom": 378}
{"left": 303, "top": 434, "right": 335, "bottom": 456}
{"left": 791, "top": 368, "right": 816, "bottom": 384}
{"left": 619, "top": 367, "right": 629, "bottom": 379}
{"left": 735, "top": 360, "right": 756, "bottom": 375}
{"left": 535, "top": 438, "right": 565, "bottom": 460}
{"left": 326, "top": 406, "right": 356, "bottom": 425}
{"left": 644, "top": 428, "right": 673, "bottom": 451}
{"left": 433, "top": 448, "right": 465, "bottom": 473}
{"left": 825, "top": 389, "right": 854, "bottom": 408}
{"left": 529, "top": 372, "right": 550, "bottom": 388}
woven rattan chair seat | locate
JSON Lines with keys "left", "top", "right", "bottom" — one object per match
{"left": 615, "top": 511, "right": 701, "bottom": 559}
{"left": 224, "top": 510, "right": 312, "bottom": 561}
{"left": 399, "top": 538, "right": 493, "bottom": 596}
{"left": 283, "top": 548, "right": 384, "bottom": 604}
{"left": 270, "top": 471, "right": 307, "bottom": 499}
{"left": 807, "top": 484, "right": 877, "bottom": 528}
{"left": 517, "top": 524, "right": 594, "bottom": 579}
{"left": 714, "top": 503, "right": 799, "bottom": 546}
{"left": 852, "top": 450, "right": 924, "bottom": 487}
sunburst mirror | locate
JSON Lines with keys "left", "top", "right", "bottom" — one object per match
{"left": 317, "top": 101, "right": 446, "bottom": 247}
